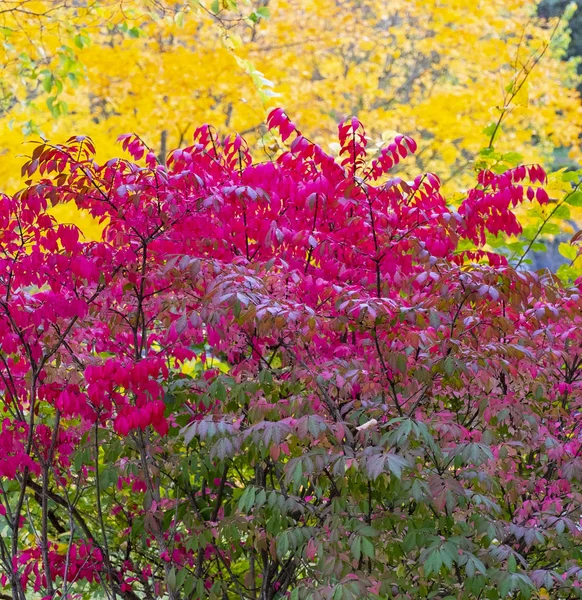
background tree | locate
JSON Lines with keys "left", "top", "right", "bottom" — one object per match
{"left": 0, "top": 1, "right": 580, "bottom": 214}
{"left": 539, "top": 0, "right": 582, "bottom": 96}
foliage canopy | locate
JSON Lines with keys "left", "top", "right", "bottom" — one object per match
{"left": 0, "top": 0, "right": 580, "bottom": 207}
{"left": 1, "top": 110, "right": 582, "bottom": 599}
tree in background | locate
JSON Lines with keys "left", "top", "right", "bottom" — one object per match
{"left": 539, "top": 0, "right": 582, "bottom": 96}
{"left": 0, "top": 0, "right": 580, "bottom": 209}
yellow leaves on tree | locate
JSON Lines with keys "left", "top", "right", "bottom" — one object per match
{"left": 0, "top": 0, "right": 580, "bottom": 237}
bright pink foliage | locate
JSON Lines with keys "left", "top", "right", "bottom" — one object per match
{"left": 1, "top": 111, "right": 581, "bottom": 599}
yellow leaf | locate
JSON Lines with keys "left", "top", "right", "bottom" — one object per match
{"left": 513, "top": 80, "right": 529, "bottom": 108}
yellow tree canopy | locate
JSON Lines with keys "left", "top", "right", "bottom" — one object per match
{"left": 0, "top": 1, "right": 580, "bottom": 236}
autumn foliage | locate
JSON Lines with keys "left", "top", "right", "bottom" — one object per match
{"left": 1, "top": 110, "right": 582, "bottom": 600}
{"left": 1, "top": 0, "right": 581, "bottom": 206}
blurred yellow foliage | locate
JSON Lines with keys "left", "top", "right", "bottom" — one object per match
{"left": 0, "top": 0, "right": 581, "bottom": 237}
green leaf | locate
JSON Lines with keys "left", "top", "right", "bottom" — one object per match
{"left": 553, "top": 203, "right": 570, "bottom": 220}
{"left": 292, "top": 460, "right": 303, "bottom": 488}
{"left": 99, "top": 467, "right": 118, "bottom": 490}
{"left": 174, "top": 11, "right": 185, "bottom": 27}
{"left": 42, "top": 75, "right": 53, "bottom": 93}
{"left": 255, "top": 488, "right": 267, "bottom": 508}
{"left": 167, "top": 567, "right": 177, "bottom": 591}
{"left": 423, "top": 550, "right": 442, "bottom": 576}
{"left": 391, "top": 418, "right": 412, "bottom": 445}
{"left": 175, "top": 568, "right": 187, "bottom": 590}
{"left": 499, "top": 574, "right": 512, "bottom": 597}
{"left": 350, "top": 535, "right": 361, "bottom": 561}
{"left": 277, "top": 531, "right": 289, "bottom": 558}
{"left": 562, "top": 170, "right": 581, "bottom": 183}
{"left": 501, "top": 151, "right": 522, "bottom": 165}
{"left": 566, "top": 190, "right": 582, "bottom": 206}
{"left": 357, "top": 525, "right": 379, "bottom": 537}
{"left": 515, "top": 573, "right": 534, "bottom": 598}
{"left": 215, "top": 380, "right": 227, "bottom": 402}
{"left": 471, "top": 556, "right": 487, "bottom": 575}
{"left": 46, "top": 96, "right": 58, "bottom": 117}
{"left": 385, "top": 453, "right": 408, "bottom": 479}
{"left": 73, "top": 31, "right": 91, "bottom": 48}
{"left": 183, "top": 574, "right": 196, "bottom": 597}
{"left": 540, "top": 222, "right": 560, "bottom": 235}
{"left": 396, "top": 353, "right": 407, "bottom": 374}
{"left": 332, "top": 586, "right": 344, "bottom": 600}
{"left": 195, "top": 580, "right": 206, "bottom": 598}
{"left": 402, "top": 530, "right": 417, "bottom": 552}
{"left": 482, "top": 123, "right": 497, "bottom": 137}
{"left": 361, "top": 537, "right": 374, "bottom": 559}
{"left": 237, "top": 486, "right": 252, "bottom": 512}
{"left": 211, "top": 436, "right": 234, "bottom": 460}
{"left": 46, "top": 96, "right": 68, "bottom": 118}
{"left": 559, "top": 242, "right": 578, "bottom": 261}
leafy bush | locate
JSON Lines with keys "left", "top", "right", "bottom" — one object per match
{"left": 1, "top": 110, "right": 582, "bottom": 600}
